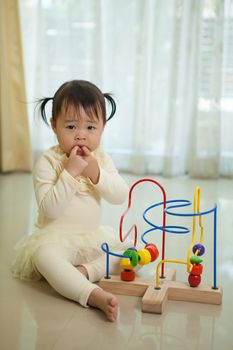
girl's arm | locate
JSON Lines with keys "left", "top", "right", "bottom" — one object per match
{"left": 91, "top": 152, "right": 129, "bottom": 204}
{"left": 33, "top": 154, "right": 82, "bottom": 219}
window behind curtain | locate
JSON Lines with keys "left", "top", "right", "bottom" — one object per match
{"left": 19, "top": 0, "right": 233, "bottom": 176}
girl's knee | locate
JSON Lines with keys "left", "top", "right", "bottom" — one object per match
{"left": 33, "top": 244, "right": 62, "bottom": 271}
{"left": 33, "top": 244, "right": 75, "bottom": 273}
{"left": 34, "top": 244, "right": 53, "bottom": 263}
{"left": 33, "top": 245, "right": 51, "bottom": 273}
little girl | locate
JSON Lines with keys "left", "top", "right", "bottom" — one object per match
{"left": 11, "top": 80, "right": 130, "bottom": 322}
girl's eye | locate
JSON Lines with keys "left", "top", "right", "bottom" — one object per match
{"left": 66, "top": 125, "right": 76, "bottom": 130}
{"left": 88, "top": 126, "right": 96, "bottom": 130}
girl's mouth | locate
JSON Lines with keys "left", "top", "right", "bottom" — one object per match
{"left": 76, "top": 146, "right": 85, "bottom": 156}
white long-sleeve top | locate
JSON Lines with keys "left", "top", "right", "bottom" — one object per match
{"left": 33, "top": 145, "right": 129, "bottom": 233}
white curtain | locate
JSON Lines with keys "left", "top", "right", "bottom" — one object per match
{"left": 19, "top": 0, "right": 233, "bottom": 178}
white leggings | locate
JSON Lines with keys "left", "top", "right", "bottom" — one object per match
{"left": 33, "top": 244, "right": 121, "bottom": 307}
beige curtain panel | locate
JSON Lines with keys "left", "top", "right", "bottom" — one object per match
{"left": 0, "top": 0, "right": 32, "bottom": 172}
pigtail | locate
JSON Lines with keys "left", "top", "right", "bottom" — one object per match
{"left": 36, "top": 97, "right": 53, "bottom": 126}
{"left": 104, "top": 93, "right": 116, "bottom": 121}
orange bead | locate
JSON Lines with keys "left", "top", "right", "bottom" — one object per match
{"left": 191, "top": 264, "right": 203, "bottom": 275}
{"left": 145, "top": 244, "right": 159, "bottom": 262}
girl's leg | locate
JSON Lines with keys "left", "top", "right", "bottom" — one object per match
{"left": 81, "top": 252, "right": 121, "bottom": 283}
{"left": 33, "top": 244, "right": 97, "bottom": 306}
{"left": 33, "top": 244, "right": 118, "bottom": 321}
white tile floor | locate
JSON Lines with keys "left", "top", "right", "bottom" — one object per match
{"left": 1, "top": 172, "right": 233, "bottom": 350}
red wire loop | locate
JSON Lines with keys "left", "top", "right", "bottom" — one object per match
{"left": 119, "top": 178, "right": 167, "bottom": 277}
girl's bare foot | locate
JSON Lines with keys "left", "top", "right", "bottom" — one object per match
{"left": 88, "top": 288, "right": 118, "bottom": 322}
{"left": 77, "top": 265, "right": 89, "bottom": 279}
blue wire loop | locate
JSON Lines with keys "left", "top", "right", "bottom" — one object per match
{"left": 101, "top": 198, "right": 218, "bottom": 288}
{"left": 101, "top": 242, "right": 129, "bottom": 279}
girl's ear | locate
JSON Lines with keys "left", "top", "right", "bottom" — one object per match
{"left": 50, "top": 118, "right": 57, "bottom": 133}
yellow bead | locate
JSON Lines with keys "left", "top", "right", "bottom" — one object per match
{"left": 120, "top": 257, "right": 134, "bottom": 270}
{"left": 138, "top": 249, "right": 151, "bottom": 265}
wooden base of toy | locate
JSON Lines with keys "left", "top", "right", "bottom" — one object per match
{"left": 99, "top": 268, "right": 176, "bottom": 297}
{"left": 142, "top": 282, "right": 223, "bottom": 314}
{"left": 99, "top": 270, "right": 223, "bottom": 314}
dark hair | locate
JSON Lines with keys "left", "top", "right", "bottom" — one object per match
{"left": 37, "top": 80, "right": 116, "bottom": 126}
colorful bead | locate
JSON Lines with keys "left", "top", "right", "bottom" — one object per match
{"left": 120, "top": 257, "right": 134, "bottom": 270}
{"left": 128, "top": 247, "right": 137, "bottom": 252}
{"left": 190, "top": 255, "right": 203, "bottom": 265}
{"left": 191, "top": 264, "right": 203, "bottom": 275}
{"left": 192, "top": 244, "right": 205, "bottom": 256}
{"left": 188, "top": 274, "right": 201, "bottom": 287}
{"left": 138, "top": 249, "right": 151, "bottom": 265}
{"left": 121, "top": 270, "right": 135, "bottom": 281}
{"left": 123, "top": 249, "right": 139, "bottom": 267}
{"left": 145, "top": 244, "right": 159, "bottom": 262}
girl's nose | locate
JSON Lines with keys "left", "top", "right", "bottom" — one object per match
{"left": 75, "top": 129, "right": 86, "bottom": 140}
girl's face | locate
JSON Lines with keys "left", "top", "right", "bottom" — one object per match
{"left": 51, "top": 105, "right": 104, "bottom": 156}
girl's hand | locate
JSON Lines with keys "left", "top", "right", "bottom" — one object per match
{"left": 65, "top": 146, "right": 88, "bottom": 178}
{"left": 81, "top": 146, "right": 100, "bottom": 184}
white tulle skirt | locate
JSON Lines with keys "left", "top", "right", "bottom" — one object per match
{"left": 11, "top": 225, "right": 130, "bottom": 281}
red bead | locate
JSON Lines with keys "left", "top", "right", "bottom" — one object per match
{"left": 188, "top": 274, "right": 201, "bottom": 287}
{"left": 145, "top": 244, "right": 159, "bottom": 262}
{"left": 121, "top": 270, "right": 135, "bottom": 281}
{"left": 191, "top": 264, "right": 203, "bottom": 275}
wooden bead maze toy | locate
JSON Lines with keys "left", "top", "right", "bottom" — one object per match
{"left": 99, "top": 179, "right": 223, "bottom": 314}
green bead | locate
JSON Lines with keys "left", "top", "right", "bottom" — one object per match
{"left": 123, "top": 249, "right": 139, "bottom": 267}
{"left": 190, "top": 255, "right": 203, "bottom": 264}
